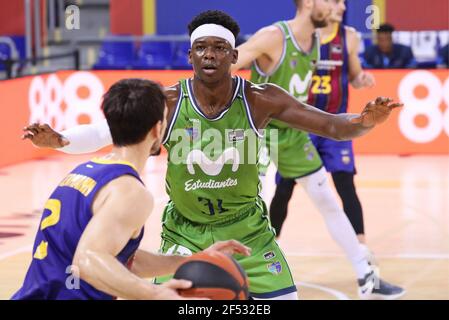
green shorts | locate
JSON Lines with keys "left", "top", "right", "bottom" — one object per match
{"left": 154, "top": 200, "right": 297, "bottom": 298}
{"left": 259, "top": 125, "right": 322, "bottom": 179}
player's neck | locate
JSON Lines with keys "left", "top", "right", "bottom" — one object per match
{"left": 191, "top": 74, "right": 235, "bottom": 114}
{"left": 106, "top": 145, "right": 150, "bottom": 175}
{"left": 289, "top": 12, "right": 316, "bottom": 46}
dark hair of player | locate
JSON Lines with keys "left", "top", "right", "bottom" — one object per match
{"left": 101, "top": 79, "right": 166, "bottom": 146}
{"left": 188, "top": 10, "right": 240, "bottom": 39}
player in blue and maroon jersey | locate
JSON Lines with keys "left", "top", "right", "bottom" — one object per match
{"left": 306, "top": 0, "right": 374, "bottom": 247}
{"left": 270, "top": 0, "right": 405, "bottom": 299}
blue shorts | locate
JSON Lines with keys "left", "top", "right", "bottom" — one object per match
{"left": 309, "top": 134, "right": 356, "bottom": 174}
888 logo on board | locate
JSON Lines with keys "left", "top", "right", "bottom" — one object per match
{"left": 28, "top": 72, "right": 105, "bottom": 130}
{"left": 398, "top": 70, "right": 449, "bottom": 144}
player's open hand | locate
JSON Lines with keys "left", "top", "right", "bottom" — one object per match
{"left": 351, "top": 97, "right": 403, "bottom": 127}
{"left": 22, "top": 123, "right": 69, "bottom": 149}
{"left": 204, "top": 240, "right": 251, "bottom": 257}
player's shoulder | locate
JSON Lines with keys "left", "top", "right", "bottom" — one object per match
{"left": 260, "top": 24, "right": 284, "bottom": 36}
{"left": 344, "top": 25, "right": 357, "bottom": 34}
{"left": 164, "top": 83, "right": 180, "bottom": 99}
{"left": 244, "top": 80, "right": 288, "bottom": 102}
{"left": 344, "top": 25, "right": 360, "bottom": 41}
{"left": 344, "top": 25, "right": 361, "bottom": 52}
{"left": 92, "top": 173, "right": 153, "bottom": 218}
{"left": 164, "top": 83, "right": 182, "bottom": 109}
{"left": 252, "top": 24, "right": 284, "bottom": 44}
{"left": 107, "top": 175, "right": 152, "bottom": 205}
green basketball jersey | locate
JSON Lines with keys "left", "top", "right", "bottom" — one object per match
{"left": 250, "top": 21, "right": 320, "bottom": 129}
{"left": 163, "top": 77, "right": 265, "bottom": 224}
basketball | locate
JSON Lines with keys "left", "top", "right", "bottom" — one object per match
{"left": 173, "top": 251, "right": 249, "bottom": 300}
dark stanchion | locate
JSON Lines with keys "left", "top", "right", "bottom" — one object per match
{"left": 0, "top": 50, "right": 80, "bottom": 79}
{"left": 0, "top": 59, "right": 14, "bottom": 79}
{"left": 74, "top": 49, "right": 80, "bottom": 70}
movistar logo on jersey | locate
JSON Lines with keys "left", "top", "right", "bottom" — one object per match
{"left": 182, "top": 147, "right": 241, "bottom": 192}
{"left": 186, "top": 147, "right": 240, "bottom": 176}
{"left": 289, "top": 70, "right": 313, "bottom": 100}
{"left": 167, "top": 124, "right": 280, "bottom": 193}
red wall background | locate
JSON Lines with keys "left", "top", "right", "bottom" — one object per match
{"left": 0, "top": 69, "right": 448, "bottom": 168}
{"left": 386, "top": 0, "right": 449, "bottom": 31}
{"left": 110, "top": 0, "right": 143, "bottom": 35}
{"left": 0, "top": 1, "right": 25, "bottom": 35}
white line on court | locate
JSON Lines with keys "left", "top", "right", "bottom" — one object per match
{"left": 285, "top": 251, "right": 449, "bottom": 260}
{"left": 296, "top": 281, "right": 351, "bottom": 300}
{"left": 0, "top": 245, "right": 32, "bottom": 261}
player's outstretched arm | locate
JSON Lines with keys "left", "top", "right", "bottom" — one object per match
{"left": 21, "top": 84, "right": 179, "bottom": 154}
{"left": 73, "top": 176, "right": 193, "bottom": 300}
{"left": 22, "top": 119, "right": 112, "bottom": 154}
{"left": 249, "top": 83, "right": 402, "bottom": 141}
{"left": 231, "top": 26, "right": 283, "bottom": 72}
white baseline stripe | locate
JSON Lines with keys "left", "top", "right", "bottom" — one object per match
{"left": 285, "top": 251, "right": 449, "bottom": 260}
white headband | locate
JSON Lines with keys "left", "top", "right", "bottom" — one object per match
{"left": 190, "top": 24, "right": 236, "bottom": 48}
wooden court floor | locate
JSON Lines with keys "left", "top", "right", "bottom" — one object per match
{"left": 0, "top": 154, "right": 448, "bottom": 300}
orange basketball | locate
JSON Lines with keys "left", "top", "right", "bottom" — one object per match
{"left": 173, "top": 251, "right": 249, "bottom": 300}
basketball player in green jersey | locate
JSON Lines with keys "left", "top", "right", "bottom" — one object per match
{"left": 23, "top": 10, "right": 402, "bottom": 299}
{"left": 232, "top": 0, "right": 329, "bottom": 181}
{"left": 231, "top": 0, "right": 404, "bottom": 299}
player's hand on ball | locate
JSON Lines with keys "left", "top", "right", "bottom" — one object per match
{"left": 351, "top": 97, "right": 403, "bottom": 128}
{"left": 22, "top": 123, "right": 69, "bottom": 149}
{"left": 204, "top": 240, "right": 251, "bottom": 257}
{"left": 157, "top": 279, "right": 209, "bottom": 300}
